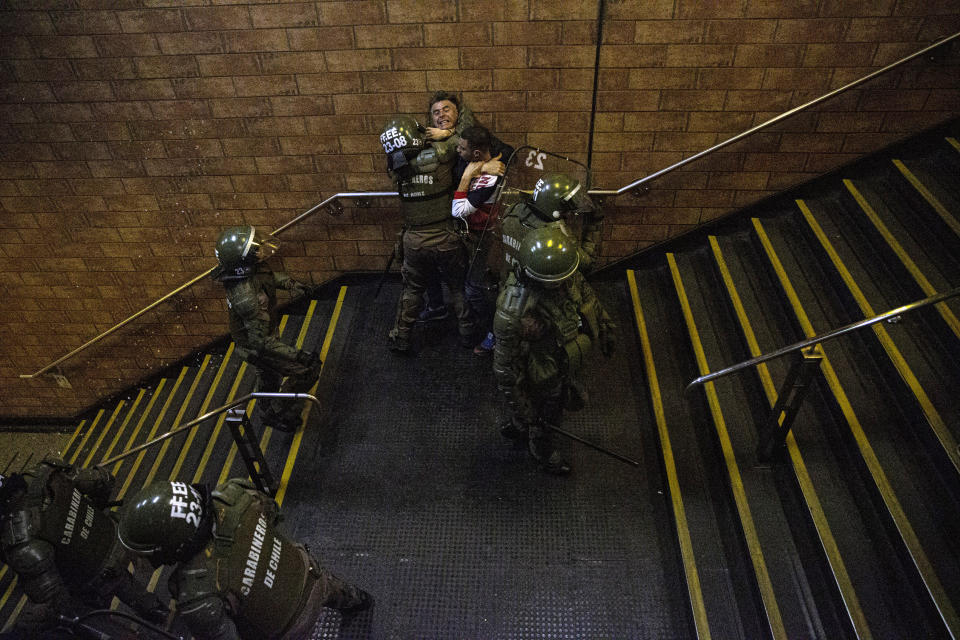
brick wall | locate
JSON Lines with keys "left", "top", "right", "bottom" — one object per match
{"left": 1, "top": 0, "right": 958, "bottom": 419}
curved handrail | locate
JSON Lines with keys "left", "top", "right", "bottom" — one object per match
{"left": 685, "top": 286, "right": 960, "bottom": 392}
{"left": 20, "top": 32, "right": 958, "bottom": 379}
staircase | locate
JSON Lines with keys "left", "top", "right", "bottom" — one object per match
{"left": 1, "top": 121, "right": 959, "bottom": 638}
{"left": 626, "top": 120, "right": 960, "bottom": 639}
{"left": 0, "top": 290, "right": 348, "bottom": 635}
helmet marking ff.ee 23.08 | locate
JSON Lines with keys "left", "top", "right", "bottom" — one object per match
{"left": 518, "top": 225, "right": 580, "bottom": 284}
{"left": 380, "top": 115, "right": 425, "bottom": 180}
{"left": 118, "top": 481, "right": 208, "bottom": 564}
{"left": 214, "top": 225, "right": 279, "bottom": 281}
{"left": 529, "top": 172, "right": 593, "bottom": 221}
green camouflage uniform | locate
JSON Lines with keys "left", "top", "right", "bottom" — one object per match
{"left": 493, "top": 272, "right": 614, "bottom": 461}
{"left": 168, "top": 479, "right": 366, "bottom": 640}
{"left": 224, "top": 265, "right": 320, "bottom": 428}
{"left": 499, "top": 201, "right": 604, "bottom": 277}
{"left": 389, "top": 136, "right": 477, "bottom": 347}
{"left": 0, "top": 458, "right": 164, "bottom": 631}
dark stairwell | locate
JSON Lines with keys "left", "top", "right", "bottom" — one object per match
{"left": 1, "top": 120, "right": 959, "bottom": 639}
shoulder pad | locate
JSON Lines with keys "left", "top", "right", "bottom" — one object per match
{"left": 211, "top": 479, "right": 254, "bottom": 507}
{"left": 173, "top": 564, "right": 216, "bottom": 602}
{"left": 211, "top": 480, "right": 257, "bottom": 550}
{"left": 411, "top": 147, "right": 439, "bottom": 174}
{"left": 1, "top": 510, "right": 33, "bottom": 547}
{"left": 225, "top": 280, "right": 259, "bottom": 319}
{"left": 3, "top": 537, "right": 53, "bottom": 573}
{"left": 177, "top": 591, "right": 234, "bottom": 637}
{"left": 499, "top": 282, "right": 535, "bottom": 317}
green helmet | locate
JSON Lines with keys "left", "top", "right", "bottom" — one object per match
{"left": 213, "top": 225, "right": 278, "bottom": 281}
{"left": 381, "top": 115, "right": 426, "bottom": 179}
{"left": 528, "top": 172, "right": 594, "bottom": 221}
{"left": 118, "top": 481, "right": 210, "bottom": 564}
{"left": 517, "top": 225, "right": 580, "bottom": 284}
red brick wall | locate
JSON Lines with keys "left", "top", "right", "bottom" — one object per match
{"left": 1, "top": 1, "right": 958, "bottom": 419}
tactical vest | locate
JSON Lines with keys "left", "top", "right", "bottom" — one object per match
{"left": 395, "top": 146, "right": 455, "bottom": 227}
{"left": 18, "top": 465, "right": 115, "bottom": 587}
{"left": 205, "top": 481, "right": 314, "bottom": 639}
{"left": 499, "top": 202, "right": 566, "bottom": 273}
{"left": 496, "top": 275, "right": 598, "bottom": 386}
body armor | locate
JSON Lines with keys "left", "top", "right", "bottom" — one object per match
{"left": 224, "top": 266, "right": 303, "bottom": 365}
{"left": 0, "top": 461, "right": 116, "bottom": 596}
{"left": 499, "top": 203, "right": 604, "bottom": 276}
{"left": 171, "top": 480, "right": 311, "bottom": 640}
{"left": 392, "top": 142, "right": 458, "bottom": 227}
{"left": 1, "top": 459, "right": 165, "bottom": 625}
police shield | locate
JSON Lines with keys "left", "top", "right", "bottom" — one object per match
{"left": 496, "top": 145, "right": 591, "bottom": 213}
{"left": 490, "top": 146, "right": 592, "bottom": 275}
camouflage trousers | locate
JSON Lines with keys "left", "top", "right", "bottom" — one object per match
{"left": 239, "top": 346, "right": 320, "bottom": 425}
{"left": 391, "top": 226, "right": 477, "bottom": 342}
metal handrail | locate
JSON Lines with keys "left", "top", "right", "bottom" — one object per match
{"left": 591, "top": 31, "right": 959, "bottom": 197}
{"left": 20, "top": 191, "right": 395, "bottom": 379}
{"left": 97, "top": 391, "right": 319, "bottom": 467}
{"left": 686, "top": 286, "right": 960, "bottom": 391}
{"left": 20, "top": 32, "right": 958, "bottom": 379}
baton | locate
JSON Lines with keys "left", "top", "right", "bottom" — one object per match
{"left": 546, "top": 424, "right": 640, "bottom": 467}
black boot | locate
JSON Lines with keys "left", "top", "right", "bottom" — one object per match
{"left": 528, "top": 431, "right": 571, "bottom": 476}
{"left": 499, "top": 420, "right": 528, "bottom": 449}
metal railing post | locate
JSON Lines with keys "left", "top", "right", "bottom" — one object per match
{"left": 757, "top": 346, "right": 823, "bottom": 463}
{"left": 224, "top": 407, "right": 278, "bottom": 496}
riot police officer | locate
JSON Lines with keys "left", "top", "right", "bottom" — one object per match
{"left": 381, "top": 114, "right": 478, "bottom": 353}
{"left": 492, "top": 227, "right": 616, "bottom": 475}
{"left": 118, "top": 478, "right": 372, "bottom": 640}
{"left": 0, "top": 458, "right": 167, "bottom": 635}
{"left": 212, "top": 226, "right": 322, "bottom": 432}
{"left": 499, "top": 172, "right": 604, "bottom": 276}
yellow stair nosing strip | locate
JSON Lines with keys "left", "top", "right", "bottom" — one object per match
{"left": 843, "top": 179, "right": 960, "bottom": 342}
{"left": 81, "top": 400, "right": 126, "bottom": 469}
{"left": 99, "top": 389, "right": 146, "bottom": 466}
{"left": 192, "top": 359, "right": 249, "bottom": 484}
{"left": 61, "top": 419, "right": 87, "bottom": 460}
{"left": 627, "top": 269, "right": 712, "bottom": 639}
{"left": 667, "top": 253, "right": 787, "bottom": 640}
{"left": 68, "top": 409, "right": 104, "bottom": 466}
{"left": 215, "top": 314, "right": 298, "bottom": 487}
{"left": 946, "top": 137, "right": 959, "bottom": 153}
{"left": 752, "top": 217, "right": 960, "bottom": 635}
{"left": 143, "top": 355, "right": 212, "bottom": 486}
{"left": 0, "top": 592, "right": 26, "bottom": 634}
{"left": 0, "top": 575, "right": 14, "bottom": 612}
{"left": 249, "top": 300, "right": 319, "bottom": 482}
{"left": 892, "top": 158, "right": 960, "bottom": 238}
{"left": 169, "top": 343, "right": 236, "bottom": 481}
{"left": 275, "top": 288, "right": 346, "bottom": 507}
{"left": 112, "top": 378, "right": 168, "bottom": 476}
{"left": 709, "top": 235, "right": 873, "bottom": 639}
{"left": 117, "top": 367, "right": 189, "bottom": 500}
{"left": 193, "top": 314, "right": 293, "bottom": 484}
{"left": 797, "top": 199, "right": 960, "bottom": 476}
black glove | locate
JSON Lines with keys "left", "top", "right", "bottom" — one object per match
{"left": 290, "top": 280, "right": 322, "bottom": 299}
{"left": 295, "top": 350, "right": 321, "bottom": 369}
